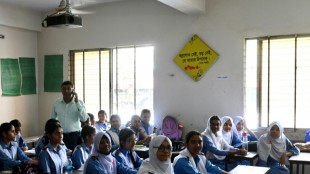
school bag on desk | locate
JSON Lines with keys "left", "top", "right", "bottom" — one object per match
{"left": 161, "top": 116, "right": 183, "bottom": 151}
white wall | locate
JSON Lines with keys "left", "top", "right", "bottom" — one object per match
{"left": 0, "top": 25, "right": 39, "bottom": 137}
{"left": 37, "top": 0, "right": 310, "bottom": 139}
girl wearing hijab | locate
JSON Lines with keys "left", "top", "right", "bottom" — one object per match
{"left": 72, "top": 125, "right": 96, "bottom": 170}
{"left": 201, "top": 116, "right": 247, "bottom": 170}
{"left": 107, "top": 114, "right": 122, "bottom": 152}
{"left": 173, "top": 131, "right": 228, "bottom": 174}
{"left": 138, "top": 135, "right": 174, "bottom": 174}
{"left": 0, "top": 123, "right": 38, "bottom": 171}
{"left": 221, "top": 116, "right": 243, "bottom": 148}
{"left": 113, "top": 128, "right": 142, "bottom": 170}
{"left": 257, "top": 121, "right": 300, "bottom": 174}
{"left": 83, "top": 132, "right": 137, "bottom": 174}
{"left": 232, "top": 116, "right": 258, "bottom": 141}
{"left": 38, "top": 122, "right": 68, "bottom": 174}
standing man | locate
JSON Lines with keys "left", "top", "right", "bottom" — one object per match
{"left": 51, "top": 81, "right": 88, "bottom": 150}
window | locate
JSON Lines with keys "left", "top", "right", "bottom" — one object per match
{"left": 245, "top": 35, "right": 310, "bottom": 129}
{"left": 69, "top": 46, "right": 154, "bottom": 123}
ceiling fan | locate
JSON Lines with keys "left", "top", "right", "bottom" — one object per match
{"left": 42, "top": 0, "right": 92, "bottom": 29}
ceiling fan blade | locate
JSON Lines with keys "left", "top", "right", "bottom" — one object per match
{"left": 71, "top": 9, "right": 95, "bottom": 15}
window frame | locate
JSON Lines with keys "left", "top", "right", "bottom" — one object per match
{"left": 245, "top": 33, "right": 310, "bottom": 131}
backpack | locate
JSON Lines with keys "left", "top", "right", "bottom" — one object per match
{"left": 161, "top": 116, "right": 182, "bottom": 140}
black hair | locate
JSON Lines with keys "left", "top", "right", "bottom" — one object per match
{"left": 0, "top": 123, "right": 13, "bottom": 138}
{"left": 119, "top": 128, "right": 138, "bottom": 168}
{"left": 45, "top": 119, "right": 60, "bottom": 133}
{"left": 210, "top": 115, "right": 221, "bottom": 123}
{"left": 185, "top": 130, "right": 201, "bottom": 144}
{"left": 10, "top": 119, "right": 21, "bottom": 128}
{"left": 61, "top": 81, "right": 73, "bottom": 87}
{"left": 131, "top": 115, "right": 140, "bottom": 122}
{"left": 119, "top": 128, "right": 135, "bottom": 148}
{"left": 76, "top": 125, "right": 96, "bottom": 146}
{"left": 44, "top": 122, "right": 62, "bottom": 146}
{"left": 110, "top": 114, "right": 121, "bottom": 122}
{"left": 88, "top": 113, "right": 95, "bottom": 121}
{"left": 98, "top": 110, "right": 107, "bottom": 116}
{"left": 140, "top": 109, "right": 150, "bottom": 116}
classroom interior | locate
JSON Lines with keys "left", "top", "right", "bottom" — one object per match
{"left": 0, "top": 1, "right": 310, "bottom": 171}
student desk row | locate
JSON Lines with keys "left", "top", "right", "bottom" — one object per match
{"left": 23, "top": 136, "right": 40, "bottom": 148}
{"left": 289, "top": 152, "right": 310, "bottom": 174}
{"left": 225, "top": 152, "right": 259, "bottom": 171}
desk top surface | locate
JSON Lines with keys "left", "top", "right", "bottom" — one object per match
{"left": 228, "top": 152, "right": 258, "bottom": 159}
{"left": 289, "top": 152, "right": 310, "bottom": 162}
{"left": 230, "top": 166, "right": 270, "bottom": 174}
{"left": 23, "top": 136, "right": 41, "bottom": 143}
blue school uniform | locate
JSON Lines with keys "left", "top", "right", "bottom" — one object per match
{"left": 0, "top": 139, "right": 30, "bottom": 171}
{"left": 257, "top": 137, "right": 300, "bottom": 174}
{"left": 230, "top": 133, "right": 243, "bottom": 148}
{"left": 201, "top": 135, "right": 237, "bottom": 170}
{"left": 113, "top": 147, "right": 142, "bottom": 170}
{"left": 130, "top": 126, "right": 144, "bottom": 141}
{"left": 84, "top": 157, "right": 137, "bottom": 174}
{"left": 95, "top": 122, "right": 109, "bottom": 132}
{"left": 72, "top": 142, "right": 92, "bottom": 170}
{"left": 35, "top": 135, "right": 71, "bottom": 160}
{"left": 173, "top": 152, "right": 223, "bottom": 174}
{"left": 106, "top": 127, "right": 120, "bottom": 152}
{"left": 38, "top": 143, "right": 68, "bottom": 174}
{"left": 140, "top": 121, "right": 154, "bottom": 135}
{"left": 15, "top": 133, "right": 28, "bottom": 150}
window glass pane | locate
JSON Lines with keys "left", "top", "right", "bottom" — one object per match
{"left": 112, "top": 49, "right": 117, "bottom": 115}
{"left": 136, "top": 46, "right": 154, "bottom": 123}
{"left": 244, "top": 40, "right": 258, "bottom": 129}
{"left": 261, "top": 40, "right": 269, "bottom": 127}
{"left": 296, "top": 37, "right": 310, "bottom": 128}
{"left": 268, "top": 38, "right": 295, "bottom": 128}
{"left": 84, "top": 51, "right": 100, "bottom": 115}
{"left": 74, "top": 52, "right": 84, "bottom": 102}
{"left": 100, "top": 50, "right": 110, "bottom": 117}
{"left": 115, "top": 48, "right": 135, "bottom": 123}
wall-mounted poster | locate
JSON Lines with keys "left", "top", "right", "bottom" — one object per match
{"left": 1, "top": 59, "right": 22, "bottom": 96}
{"left": 174, "top": 34, "right": 219, "bottom": 81}
{"left": 44, "top": 55, "right": 63, "bottom": 92}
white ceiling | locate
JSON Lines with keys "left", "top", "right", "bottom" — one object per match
{"left": 0, "top": 0, "right": 124, "bottom": 13}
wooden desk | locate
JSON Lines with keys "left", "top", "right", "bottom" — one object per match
{"left": 229, "top": 165, "right": 269, "bottom": 174}
{"left": 134, "top": 146, "right": 149, "bottom": 159}
{"left": 225, "top": 152, "right": 259, "bottom": 171}
{"left": 23, "top": 136, "right": 40, "bottom": 148}
{"left": 289, "top": 152, "right": 310, "bottom": 174}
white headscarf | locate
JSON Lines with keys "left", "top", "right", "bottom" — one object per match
{"left": 83, "top": 132, "right": 117, "bottom": 174}
{"left": 257, "top": 121, "right": 286, "bottom": 162}
{"left": 232, "top": 116, "right": 244, "bottom": 139}
{"left": 138, "top": 135, "right": 174, "bottom": 174}
{"left": 221, "top": 116, "right": 235, "bottom": 145}
{"left": 201, "top": 116, "right": 231, "bottom": 160}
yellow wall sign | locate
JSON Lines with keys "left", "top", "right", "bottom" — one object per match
{"left": 174, "top": 34, "right": 219, "bottom": 81}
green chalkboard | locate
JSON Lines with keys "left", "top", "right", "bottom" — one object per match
{"left": 19, "top": 57, "right": 36, "bottom": 94}
{"left": 1, "top": 59, "right": 22, "bottom": 96}
{"left": 44, "top": 55, "right": 63, "bottom": 92}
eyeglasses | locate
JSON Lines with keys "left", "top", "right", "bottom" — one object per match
{"left": 154, "top": 145, "right": 172, "bottom": 152}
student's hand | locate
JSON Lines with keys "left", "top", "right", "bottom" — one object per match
{"left": 279, "top": 153, "right": 287, "bottom": 165}
{"left": 29, "top": 160, "right": 39, "bottom": 165}
{"left": 21, "top": 146, "right": 27, "bottom": 151}
{"left": 145, "top": 135, "right": 152, "bottom": 142}
{"left": 237, "top": 148, "right": 248, "bottom": 155}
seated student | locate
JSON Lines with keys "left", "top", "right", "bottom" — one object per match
{"left": 39, "top": 122, "right": 68, "bottom": 174}
{"left": 88, "top": 113, "right": 95, "bottom": 127}
{"left": 221, "top": 116, "right": 242, "bottom": 148}
{"left": 129, "top": 115, "right": 151, "bottom": 145}
{"left": 173, "top": 130, "right": 228, "bottom": 174}
{"left": 35, "top": 119, "right": 71, "bottom": 160}
{"left": 257, "top": 121, "right": 300, "bottom": 174}
{"left": 10, "top": 119, "right": 28, "bottom": 151}
{"left": 81, "top": 115, "right": 90, "bottom": 128}
{"left": 232, "top": 116, "right": 258, "bottom": 141}
{"left": 140, "top": 109, "right": 155, "bottom": 135}
{"left": 138, "top": 135, "right": 174, "bottom": 174}
{"left": 72, "top": 125, "right": 96, "bottom": 170}
{"left": 294, "top": 142, "right": 310, "bottom": 152}
{"left": 201, "top": 116, "right": 247, "bottom": 170}
{"left": 83, "top": 132, "right": 137, "bottom": 174}
{"left": 95, "top": 110, "right": 110, "bottom": 132}
{"left": 0, "top": 123, "right": 38, "bottom": 171}
{"left": 107, "top": 114, "right": 122, "bottom": 152}
{"left": 113, "top": 128, "right": 142, "bottom": 170}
